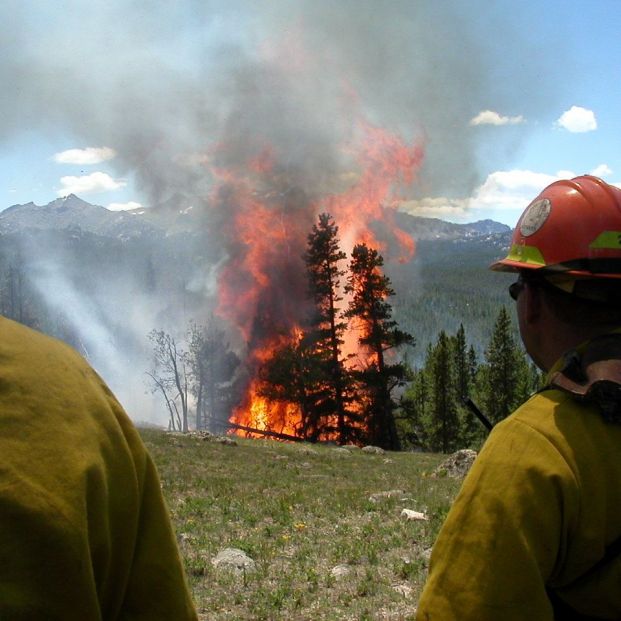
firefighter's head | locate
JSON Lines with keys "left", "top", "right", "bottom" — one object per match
{"left": 492, "top": 175, "right": 621, "bottom": 369}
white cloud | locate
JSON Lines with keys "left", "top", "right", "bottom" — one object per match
{"left": 470, "top": 110, "right": 525, "bottom": 126}
{"left": 401, "top": 168, "right": 621, "bottom": 225}
{"left": 400, "top": 196, "right": 470, "bottom": 220}
{"left": 57, "top": 172, "right": 126, "bottom": 196}
{"left": 400, "top": 169, "right": 576, "bottom": 221}
{"left": 473, "top": 170, "right": 561, "bottom": 207}
{"left": 53, "top": 146, "right": 117, "bottom": 165}
{"left": 107, "top": 201, "right": 143, "bottom": 212}
{"left": 590, "top": 164, "right": 612, "bottom": 178}
{"left": 555, "top": 106, "right": 597, "bottom": 133}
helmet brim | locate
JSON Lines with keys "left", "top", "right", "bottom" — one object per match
{"left": 489, "top": 258, "right": 543, "bottom": 273}
{"left": 489, "top": 257, "right": 621, "bottom": 279}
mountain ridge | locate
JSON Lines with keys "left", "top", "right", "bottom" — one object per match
{"left": 0, "top": 194, "right": 162, "bottom": 241}
{"left": 1, "top": 195, "right": 511, "bottom": 242}
{"left": 0, "top": 194, "right": 515, "bottom": 382}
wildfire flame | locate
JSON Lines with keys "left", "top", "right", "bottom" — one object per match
{"left": 234, "top": 382, "right": 300, "bottom": 437}
{"left": 211, "top": 119, "right": 423, "bottom": 439}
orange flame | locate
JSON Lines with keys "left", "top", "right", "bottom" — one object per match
{"left": 231, "top": 380, "right": 301, "bottom": 436}
{"left": 317, "top": 120, "right": 423, "bottom": 262}
{"left": 210, "top": 118, "right": 423, "bottom": 440}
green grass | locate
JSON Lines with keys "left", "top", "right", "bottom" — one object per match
{"left": 140, "top": 429, "right": 463, "bottom": 621}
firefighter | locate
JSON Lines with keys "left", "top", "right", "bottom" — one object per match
{"left": 416, "top": 175, "right": 621, "bottom": 620}
{"left": 0, "top": 316, "right": 198, "bottom": 620}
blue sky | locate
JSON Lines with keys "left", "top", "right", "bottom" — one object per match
{"left": 1, "top": 0, "right": 620, "bottom": 227}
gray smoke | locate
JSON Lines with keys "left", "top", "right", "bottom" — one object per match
{"left": 0, "top": 1, "right": 559, "bottom": 423}
{"left": 0, "top": 0, "right": 556, "bottom": 202}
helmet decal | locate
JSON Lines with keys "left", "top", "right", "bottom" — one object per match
{"left": 520, "top": 198, "right": 551, "bottom": 237}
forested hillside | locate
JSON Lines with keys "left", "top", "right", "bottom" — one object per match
{"left": 390, "top": 235, "right": 514, "bottom": 363}
{"left": 0, "top": 196, "right": 522, "bottom": 441}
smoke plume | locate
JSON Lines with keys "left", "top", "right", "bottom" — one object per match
{"left": 0, "top": 1, "right": 555, "bottom": 423}
{"left": 0, "top": 0, "right": 548, "bottom": 200}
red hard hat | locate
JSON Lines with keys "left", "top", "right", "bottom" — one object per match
{"left": 491, "top": 175, "right": 621, "bottom": 279}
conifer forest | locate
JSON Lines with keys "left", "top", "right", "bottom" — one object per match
{"left": 0, "top": 211, "right": 537, "bottom": 452}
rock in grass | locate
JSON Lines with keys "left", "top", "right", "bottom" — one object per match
{"left": 330, "top": 564, "right": 352, "bottom": 579}
{"left": 368, "top": 489, "right": 405, "bottom": 503}
{"left": 362, "top": 445, "right": 385, "bottom": 455}
{"left": 393, "top": 584, "right": 413, "bottom": 598}
{"left": 212, "top": 548, "right": 256, "bottom": 574}
{"left": 298, "top": 446, "right": 318, "bottom": 456}
{"left": 432, "top": 449, "right": 477, "bottom": 478}
{"left": 401, "top": 509, "right": 428, "bottom": 521}
{"left": 332, "top": 447, "right": 352, "bottom": 457}
{"left": 214, "top": 436, "right": 238, "bottom": 446}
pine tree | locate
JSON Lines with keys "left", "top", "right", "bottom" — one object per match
{"left": 428, "top": 331, "right": 460, "bottom": 452}
{"left": 452, "top": 324, "right": 469, "bottom": 400}
{"left": 482, "top": 306, "right": 527, "bottom": 423}
{"left": 401, "top": 345, "right": 434, "bottom": 449}
{"left": 457, "top": 336, "right": 485, "bottom": 447}
{"left": 258, "top": 330, "right": 332, "bottom": 441}
{"left": 467, "top": 345, "right": 478, "bottom": 388}
{"left": 304, "top": 213, "right": 352, "bottom": 443}
{"left": 345, "top": 243, "right": 414, "bottom": 450}
{"left": 0, "top": 250, "right": 38, "bottom": 328}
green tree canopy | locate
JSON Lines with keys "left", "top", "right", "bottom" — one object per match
{"left": 345, "top": 243, "right": 414, "bottom": 450}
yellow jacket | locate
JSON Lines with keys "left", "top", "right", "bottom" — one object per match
{"left": 0, "top": 317, "right": 197, "bottom": 620}
{"left": 417, "top": 348, "right": 621, "bottom": 620}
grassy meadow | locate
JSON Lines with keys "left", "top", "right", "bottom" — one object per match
{"left": 140, "top": 429, "right": 464, "bottom": 620}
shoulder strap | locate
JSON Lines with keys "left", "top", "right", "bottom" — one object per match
{"left": 546, "top": 333, "right": 621, "bottom": 423}
{"left": 544, "top": 336, "right": 621, "bottom": 616}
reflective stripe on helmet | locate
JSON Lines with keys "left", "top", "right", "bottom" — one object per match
{"left": 504, "top": 243, "right": 547, "bottom": 267}
{"left": 589, "top": 232, "right": 621, "bottom": 250}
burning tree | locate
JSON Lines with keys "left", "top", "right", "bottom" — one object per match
{"left": 248, "top": 218, "right": 414, "bottom": 448}
{"left": 257, "top": 331, "right": 328, "bottom": 441}
{"left": 212, "top": 119, "right": 424, "bottom": 442}
{"left": 304, "top": 213, "right": 354, "bottom": 443}
{"left": 345, "top": 243, "right": 414, "bottom": 450}
{"left": 255, "top": 213, "right": 353, "bottom": 442}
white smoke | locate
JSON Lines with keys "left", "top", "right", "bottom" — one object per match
{"left": 0, "top": 0, "right": 555, "bottom": 202}
{"left": 0, "top": 1, "right": 559, "bottom": 422}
